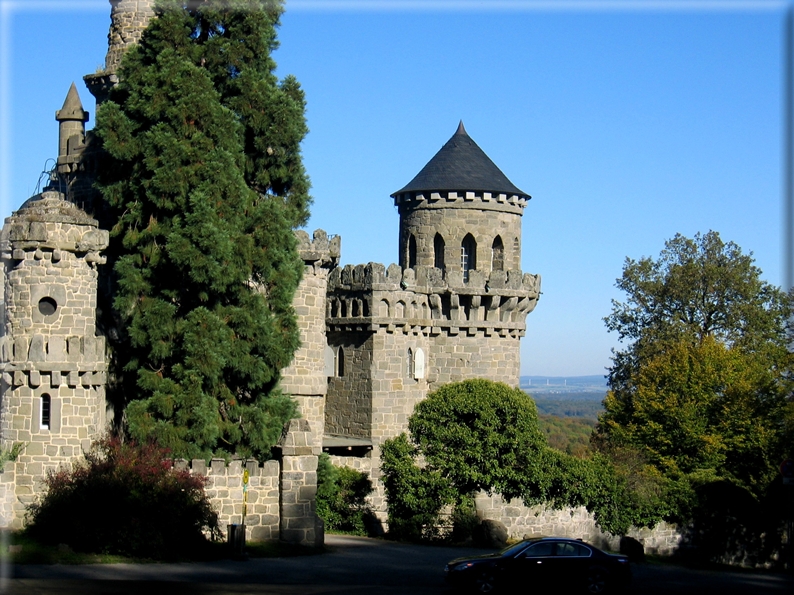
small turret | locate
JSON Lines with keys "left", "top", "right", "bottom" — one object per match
{"left": 55, "top": 83, "right": 89, "bottom": 175}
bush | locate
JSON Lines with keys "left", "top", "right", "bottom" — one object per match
{"left": 380, "top": 434, "right": 455, "bottom": 542}
{"left": 315, "top": 454, "right": 375, "bottom": 535}
{"left": 25, "top": 436, "right": 220, "bottom": 559}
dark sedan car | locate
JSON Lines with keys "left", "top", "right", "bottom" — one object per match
{"left": 445, "top": 536, "right": 631, "bottom": 594}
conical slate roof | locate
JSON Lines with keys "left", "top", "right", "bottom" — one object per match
{"left": 392, "top": 122, "right": 529, "bottom": 199}
{"left": 56, "top": 82, "right": 88, "bottom": 122}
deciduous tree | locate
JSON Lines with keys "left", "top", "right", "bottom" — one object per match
{"left": 597, "top": 232, "right": 792, "bottom": 497}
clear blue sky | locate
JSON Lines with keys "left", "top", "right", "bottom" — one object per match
{"left": 0, "top": 0, "right": 788, "bottom": 377}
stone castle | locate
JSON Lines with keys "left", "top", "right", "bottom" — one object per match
{"left": 0, "top": 0, "right": 547, "bottom": 545}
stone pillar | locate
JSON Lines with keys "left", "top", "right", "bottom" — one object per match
{"left": 279, "top": 419, "right": 323, "bottom": 547}
{"left": 279, "top": 229, "right": 340, "bottom": 451}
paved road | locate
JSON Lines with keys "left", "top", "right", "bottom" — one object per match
{"left": 4, "top": 535, "right": 793, "bottom": 595}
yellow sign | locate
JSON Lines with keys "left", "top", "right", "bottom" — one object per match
{"left": 243, "top": 469, "right": 250, "bottom": 485}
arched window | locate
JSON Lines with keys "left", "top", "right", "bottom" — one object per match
{"left": 406, "top": 348, "right": 414, "bottom": 378}
{"left": 434, "top": 233, "right": 445, "bottom": 271}
{"left": 408, "top": 234, "right": 417, "bottom": 269}
{"left": 461, "top": 234, "right": 477, "bottom": 282}
{"left": 336, "top": 347, "right": 345, "bottom": 377}
{"left": 40, "top": 394, "right": 51, "bottom": 430}
{"left": 492, "top": 236, "right": 505, "bottom": 272}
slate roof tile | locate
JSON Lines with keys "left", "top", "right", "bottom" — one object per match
{"left": 392, "top": 121, "right": 529, "bottom": 199}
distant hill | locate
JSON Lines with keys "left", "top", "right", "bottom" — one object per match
{"left": 520, "top": 375, "right": 607, "bottom": 398}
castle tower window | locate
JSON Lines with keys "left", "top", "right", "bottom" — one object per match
{"left": 492, "top": 236, "right": 505, "bottom": 272}
{"left": 434, "top": 234, "right": 445, "bottom": 271}
{"left": 461, "top": 234, "right": 477, "bottom": 282}
{"left": 406, "top": 348, "right": 414, "bottom": 378}
{"left": 408, "top": 234, "right": 417, "bottom": 269}
{"left": 336, "top": 347, "right": 345, "bottom": 377}
{"left": 38, "top": 297, "right": 58, "bottom": 316}
{"left": 40, "top": 394, "right": 51, "bottom": 430}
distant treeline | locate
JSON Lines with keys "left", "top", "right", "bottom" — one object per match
{"left": 537, "top": 414, "right": 595, "bottom": 458}
{"left": 530, "top": 397, "right": 604, "bottom": 420}
{"left": 528, "top": 393, "right": 604, "bottom": 456}
{"left": 526, "top": 391, "right": 606, "bottom": 402}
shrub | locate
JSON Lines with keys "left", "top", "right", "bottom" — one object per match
{"left": 315, "top": 454, "right": 374, "bottom": 535}
{"left": 380, "top": 434, "right": 455, "bottom": 542}
{"left": 25, "top": 436, "right": 220, "bottom": 559}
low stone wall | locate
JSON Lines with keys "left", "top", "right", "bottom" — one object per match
{"left": 474, "top": 493, "right": 682, "bottom": 555}
{"left": 175, "top": 458, "right": 280, "bottom": 542}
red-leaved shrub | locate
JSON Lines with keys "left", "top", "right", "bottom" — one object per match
{"left": 25, "top": 436, "right": 220, "bottom": 559}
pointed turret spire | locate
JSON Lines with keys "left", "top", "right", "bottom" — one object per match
{"left": 56, "top": 83, "right": 89, "bottom": 161}
{"left": 56, "top": 82, "right": 89, "bottom": 123}
{"left": 392, "top": 122, "right": 528, "bottom": 199}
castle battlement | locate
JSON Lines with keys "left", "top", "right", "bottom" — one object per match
{"left": 294, "top": 229, "right": 340, "bottom": 268}
{"left": 326, "top": 263, "right": 540, "bottom": 337}
{"left": 1, "top": 334, "right": 106, "bottom": 367}
{"left": 393, "top": 189, "right": 528, "bottom": 214}
{"left": 0, "top": 191, "right": 108, "bottom": 263}
{"left": 328, "top": 262, "right": 540, "bottom": 295}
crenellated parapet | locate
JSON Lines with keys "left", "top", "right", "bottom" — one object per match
{"left": 327, "top": 263, "right": 540, "bottom": 338}
{"left": 294, "top": 229, "right": 340, "bottom": 270}
{"left": 393, "top": 189, "right": 528, "bottom": 215}
{"left": 0, "top": 191, "right": 108, "bottom": 267}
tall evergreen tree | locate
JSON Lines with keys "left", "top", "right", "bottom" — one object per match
{"left": 94, "top": 0, "right": 310, "bottom": 460}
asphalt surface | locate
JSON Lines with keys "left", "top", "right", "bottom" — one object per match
{"left": 4, "top": 535, "right": 793, "bottom": 595}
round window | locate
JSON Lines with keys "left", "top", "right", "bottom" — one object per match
{"left": 38, "top": 297, "right": 58, "bottom": 316}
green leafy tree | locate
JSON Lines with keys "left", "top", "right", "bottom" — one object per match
{"left": 597, "top": 232, "right": 792, "bottom": 497}
{"left": 94, "top": 0, "right": 310, "bottom": 460}
{"left": 408, "top": 379, "right": 547, "bottom": 500}
{"left": 381, "top": 379, "right": 671, "bottom": 539}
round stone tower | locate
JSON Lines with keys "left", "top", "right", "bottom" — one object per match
{"left": 85, "top": 0, "right": 155, "bottom": 106}
{"left": 105, "top": 0, "right": 156, "bottom": 74}
{"left": 0, "top": 191, "right": 108, "bottom": 528}
{"left": 391, "top": 122, "right": 531, "bottom": 280}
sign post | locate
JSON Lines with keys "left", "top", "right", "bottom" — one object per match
{"left": 242, "top": 468, "right": 250, "bottom": 526}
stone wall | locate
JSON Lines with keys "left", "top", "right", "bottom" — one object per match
{"left": 428, "top": 333, "right": 521, "bottom": 390}
{"left": 176, "top": 458, "right": 281, "bottom": 542}
{"left": 475, "top": 493, "right": 683, "bottom": 555}
{"left": 325, "top": 331, "right": 373, "bottom": 438}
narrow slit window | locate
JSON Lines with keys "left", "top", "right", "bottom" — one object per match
{"left": 406, "top": 348, "right": 414, "bottom": 378}
{"left": 408, "top": 234, "right": 417, "bottom": 269}
{"left": 461, "top": 234, "right": 477, "bottom": 282}
{"left": 492, "top": 236, "right": 505, "bottom": 271}
{"left": 336, "top": 347, "right": 345, "bottom": 377}
{"left": 434, "top": 233, "right": 445, "bottom": 271}
{"left": 40, "top": 394, "right": 51, "bottom": 430}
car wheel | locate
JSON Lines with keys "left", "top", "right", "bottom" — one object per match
{"left": 586, "top": 566, "right": 608, "bottom": 594}
{"left": 474, "top": 570, "right": 497, "bottom": 594}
